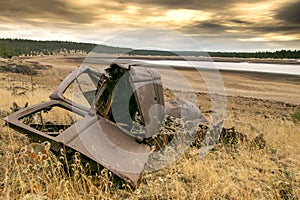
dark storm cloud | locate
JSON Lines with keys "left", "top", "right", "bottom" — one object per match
{"left": 252, "top": 25, "right": 300, "bottom": 34}
{"left": 184, "top": 21, "right": 227, "bottom": 34}
{"left": 184, "top": 18, "right": 300, "bottom": 37}
{"left": 230, "top": 19, "right": 252, "bottom": 24}
{"left": 198, "top": 22, "right": 226, "bottom": 30}
{"left": 183, "top": 20, "right": 247, "bottom": 38}
{"left": 0, "top": 0, "right": 98, "bottom": 24}
{"left": 276, "top": 1, "right": 300, "bottom": 24}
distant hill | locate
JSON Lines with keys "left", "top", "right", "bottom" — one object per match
{"left": 0, "top": 38, "right": 299, "bottom": 59}
{"left": 0, "top": 38, "right": 131, "bottom": 58}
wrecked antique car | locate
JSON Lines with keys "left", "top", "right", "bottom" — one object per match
{"left": 5, "top": 62, "right": 207, "bottom": 187}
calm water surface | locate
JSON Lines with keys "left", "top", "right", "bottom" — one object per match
{"left": 135, "top": 60, "right": 300, "bottom": 76}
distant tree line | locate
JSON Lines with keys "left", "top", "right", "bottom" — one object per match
{"left": 129, "top": 49, "right": 300, "bottom": 59}
{"left": 0, "top": 38, "right": 130, "bottom": 58}
{"left": 208, "top": 50, "right": 300, "bottom": 59}
{"left": 1, "top": 38, "right": 299, "bottom": 59}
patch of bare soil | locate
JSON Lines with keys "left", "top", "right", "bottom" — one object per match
{"left": 0, "top": 58, "right": 52, "bottom": 75}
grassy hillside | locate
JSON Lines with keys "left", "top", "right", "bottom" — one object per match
{"left": 0, "top": 58, "right": 299, "bottom": 199}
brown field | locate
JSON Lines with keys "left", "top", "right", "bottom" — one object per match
{"left": 0, "top": 55, "right": 299, "bottom": 199}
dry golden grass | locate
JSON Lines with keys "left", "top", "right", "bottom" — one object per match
{"left": 0, "top": 70, "right": 299, "bottom": 199}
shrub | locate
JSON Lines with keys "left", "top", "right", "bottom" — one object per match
{"left": 292, "top": 111, "right": 300, "bottom": 123}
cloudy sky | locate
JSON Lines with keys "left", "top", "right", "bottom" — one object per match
{"left": 0, "top": 0, "right": 299, "bottom": 52}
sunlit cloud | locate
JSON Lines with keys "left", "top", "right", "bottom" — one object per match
{"left": 239, "top": 34, "right": 299, "bottom": 42}
{"left": 164, "top": 9, "right": 211, "bottom": 23}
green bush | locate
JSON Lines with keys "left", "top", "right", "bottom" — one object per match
{"left": 292, "top": 111, "right": 300, "bottom": 123}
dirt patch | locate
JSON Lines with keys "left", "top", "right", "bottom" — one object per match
{"left": 0, "top": 58, "right": 52, "bottom": 76}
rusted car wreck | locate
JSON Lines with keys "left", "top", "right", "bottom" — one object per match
{"left": 5, "top": 62, "right": 206, "bottom": 187}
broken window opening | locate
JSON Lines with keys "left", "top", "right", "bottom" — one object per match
{"left": 63, "top": 70, "right": 100, "bottom": 109}
{"left": 19, "top": 105, "right": 83, "bottom": 136}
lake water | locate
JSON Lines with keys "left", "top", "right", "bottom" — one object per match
{"left": 83, "top": 57, "right": 300, "bottom": 76}
{"left": 134, "top": 59, "right": 300, "bottom": 76}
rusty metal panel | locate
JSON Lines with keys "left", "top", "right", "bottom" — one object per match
{"left": 60, "top": 116, "right": 151, "bottom": 187}
{"left": 165, "top": 99, "right": 209, "bottom": 125}
{"left": 129, "top": 67, "right": 165, "bottom": 138}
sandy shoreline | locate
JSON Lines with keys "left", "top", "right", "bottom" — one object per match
{"left": 21, "top": 54, "right": 300, "bottom": 65}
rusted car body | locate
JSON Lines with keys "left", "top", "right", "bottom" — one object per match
{"left": 5, "top": 62, "right": 204, "bottom": 187}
